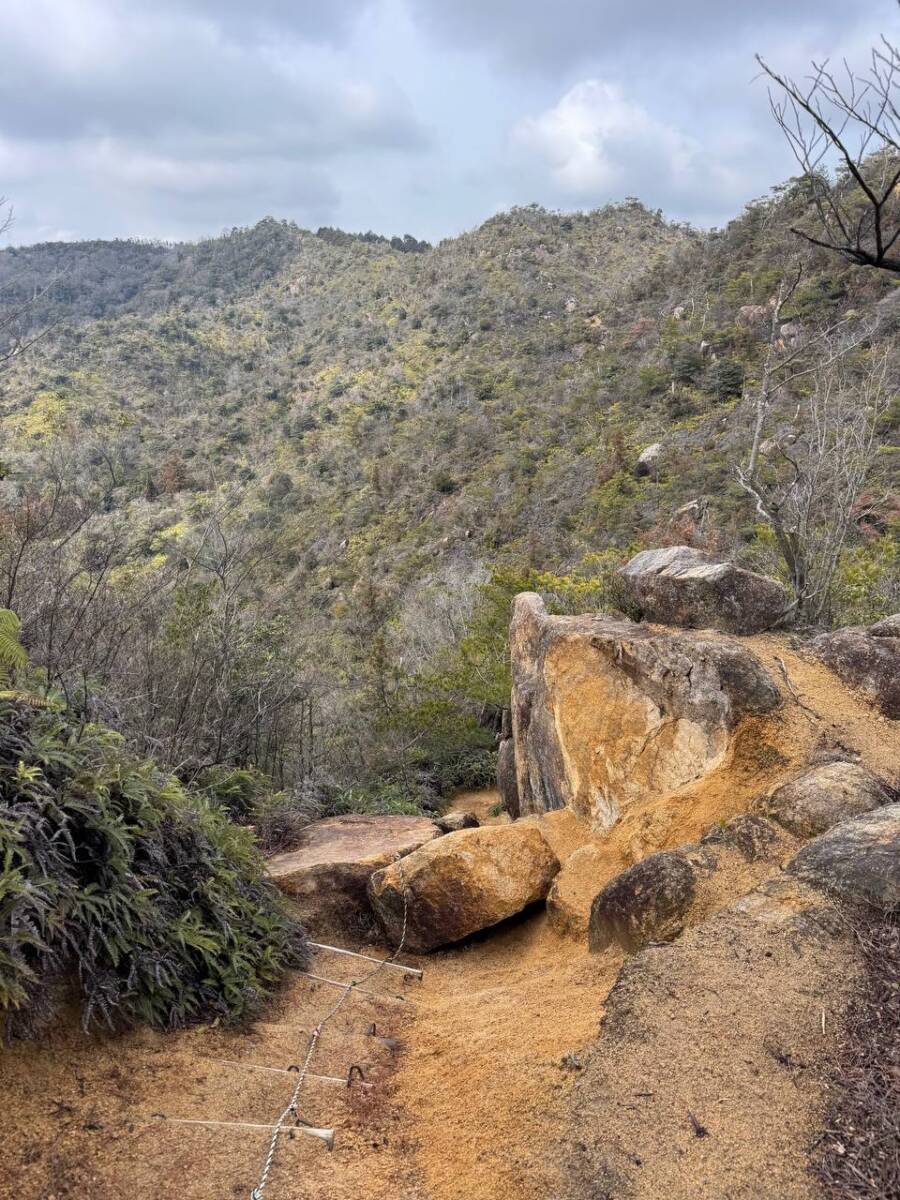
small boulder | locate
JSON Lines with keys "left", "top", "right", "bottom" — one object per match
{"left": 634, "top": 442, "right": 663, "bottom": 478}
{"left": 267, "top": 814, "right": 440, "bottom": 938}
{"left": 588, "top": 851, "right": 696, "bottom": 953}
{"left": 811, "top": 624, "right": 900, "bottom": 717}
{"left": 434, "top": 811, "right": 480, "bottom": 834}
{"left": 763, "top": 762, "right": 892, "bottom": 839}
{"left": 619, "top": 546, "right": 789, "bottom": 635}
{"left": 787, "top": 804, "right": 900, "bottom": 909}
{"left": 700, "top": 813, "right": 785, "bottom": 862}
{"left": 368, "top": 824, "right": 560, "bottom": 952}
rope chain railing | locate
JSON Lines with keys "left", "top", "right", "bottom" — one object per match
{"left": 249, "top": 852, "right": 412, "bottom": 1200}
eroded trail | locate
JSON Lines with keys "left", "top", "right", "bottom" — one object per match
{"left": 391, "top": 791, "right": 623, "bottom": 1200}
{"left": 4, "top": 640, "right": 900, "bottom": 1200}
{"left": 0, "top": 826, "right": 618, "bottom": 1200}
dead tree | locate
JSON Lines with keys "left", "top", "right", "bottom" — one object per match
{"left": 737, "top": 335, "right": 892, "bottom": 624}
{"left": 757, "top": 22, "right": 900, "bottom": 274}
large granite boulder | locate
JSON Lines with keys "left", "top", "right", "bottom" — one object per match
{"left": 267, "top": 814, "right": 440, "bottom": 938}
{"left": 619, "top": 545, "right": 789, "bottom": 635}
{"left": 634, "top": 442, "right": 663, "bottom": 478}
{"left": 368, "top": 824, "right": 560, "bottom": 952}
{"left": 763, "top": 761, "right": 893, "bottom": 839}
{"left": 811, "top": 620, "right": 900, "bottom": 718}
{"left": 787, "top": 803, "right": 900, "bottom": 909}
{"left": 509, "top": 593, "right": 780, "bottom": 829}
{"left": 588, "top": 850, "right": 696, "bottom": 953}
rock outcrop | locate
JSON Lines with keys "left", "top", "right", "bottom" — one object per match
{"left": 368, "top": 824, "right": 560, "bottom": 952}
{"left": 811, "top": 619, "right": 900, "bottom": 718}
{"left": 619, "top": 545, "right": 789, "bottom": 635}
{"left": 588, "top": 850, "right": 696, "bottom": 952}
{"left": 496, "top": 736, "right": 520, "bottom": 818}
{"left": 788, "top": 803, "right": 900, "bottom": 909}
{"left": 509, "top": 593, "right": 780, "bottom": 829}
{"left": 267, "top": 814, "right": 440, "bottom": 938}
{"left": 762, "top": 761, "right": 892, "bottom": 839}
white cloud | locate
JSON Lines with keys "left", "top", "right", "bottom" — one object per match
{"left": 513, "top": 81, "right": 695, "bottom": 195}
{"left": 511, "top": 79, "right": 752, "bottom": 218}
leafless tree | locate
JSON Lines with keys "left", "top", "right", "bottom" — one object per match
{"left": 738, "top": 330, "right": 892, "bottom": 624}
{"left": 756, "top": 18, "right": 900, "bottom": 273}
{"left": 743, "top": 266, "right": 874, "bottom": 484}
{"left": 0, "top": 195, "right": 65, "bottom": 369}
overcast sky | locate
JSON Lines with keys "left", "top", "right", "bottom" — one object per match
{"left": 2, "top": 0, "right": 898, "bottom": 245}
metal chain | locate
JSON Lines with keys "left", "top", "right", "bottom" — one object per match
{"left": 250, "top": 852, "right": 410, "bottom": 1199}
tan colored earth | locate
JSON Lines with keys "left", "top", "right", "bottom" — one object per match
{"left": 2, "top": 635, "right": 898, "bottom": 1200}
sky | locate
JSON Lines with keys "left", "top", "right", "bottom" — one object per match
{"left": 2, "top": 0, "right": 898, "bottom": 246}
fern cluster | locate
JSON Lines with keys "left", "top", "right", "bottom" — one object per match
{"left": 0, "top": 698, "right": 309, "bottom": 1036}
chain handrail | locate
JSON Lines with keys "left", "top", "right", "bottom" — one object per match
{"left": 249, "top": 852, "right": 411, "bottom": 1199}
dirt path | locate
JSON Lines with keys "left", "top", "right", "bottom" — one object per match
{"left": 380, "top": 791, "right": 622, "bottom": 1200}
{"left": 4, "top": 640, "right": 900, "bottom": 1200}
{"left": 0, "top": 790, "right": 618, "bottom": 1200}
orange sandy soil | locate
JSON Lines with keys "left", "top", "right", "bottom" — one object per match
{"left": 1, "top": 635, "right": 898, "bottom": 1200}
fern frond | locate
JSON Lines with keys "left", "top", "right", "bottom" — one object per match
{"left": 0, "top": 610, "right": 28, "bottom": 685}
{"left": 0, "top": 691, "right": 58, "bottom": 710}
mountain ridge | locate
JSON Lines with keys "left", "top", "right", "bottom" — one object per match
{"left": 0, "top": 187, "right": 897, "bottom": 798}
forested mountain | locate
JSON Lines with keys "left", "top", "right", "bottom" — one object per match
{"left": 1, "top": 189, "right": 898, "bottom": 827}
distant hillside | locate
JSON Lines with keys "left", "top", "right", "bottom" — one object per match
{"left": 0, "top": 191, "right": 897, "bottom": 805}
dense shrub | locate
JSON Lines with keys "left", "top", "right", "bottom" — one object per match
{"left": 197, "top": 764, "right": 272, "bottom": 823}
{"left": 0, "top": 700, "right": 308, "bottom": 1037}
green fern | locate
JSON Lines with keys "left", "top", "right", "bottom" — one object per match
{"left": 0, "top": 611, "right": 27, "bottom": 686}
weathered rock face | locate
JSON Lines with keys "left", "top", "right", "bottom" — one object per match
{"left": 763, "top": 761, "right": 893, "bottom": 839}
{"left": 812, "top": 622, "right": 900, "bottom": 717}
{"left": 787, "top": 803, "right": 900, "bottom": 909}
{"left": 699, "top": 813, "right": 786, "bottom": 862}
{"left": 496, "top": 737, "right": 520, "bottom": 818}
{"left": 368, "top": 824, "right": 560, "bottom": 952}
{"left": 619, "top": 546, "right": 789, "bottom": 635}
{"left": 267, "top": 814, "right": 440, "bottom": 938}
{"left": 509, "top": 593, "right": 780, "bottom": 829}
{"left": 588, "top": 851, "right": 696, "bottom": 953}
{"left": 869, "top": 612, "right": 900, "bottom": 638}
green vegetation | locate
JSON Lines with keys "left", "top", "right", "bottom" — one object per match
{"left": 0, "top": 190, "right": 897, "bottom": 824}
{"left": 0, "top": 611, "right": 307, "bottom": 1036}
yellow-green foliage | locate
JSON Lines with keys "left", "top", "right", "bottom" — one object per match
{"left": 0, "top": 193, "right": 897, "bottom": 797}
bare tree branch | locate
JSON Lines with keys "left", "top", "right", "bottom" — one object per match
{"left": 757, "top": 23, "right": 900, "bottom": 274}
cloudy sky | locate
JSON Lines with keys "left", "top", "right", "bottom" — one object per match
{"left": 2, "top": 0, "right": 898, "bottom": 245}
